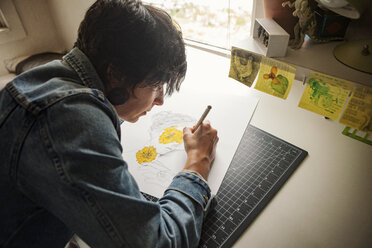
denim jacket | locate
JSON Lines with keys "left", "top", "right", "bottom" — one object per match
{"left": 0, "top": 48, "right": 214, "bottom": 248}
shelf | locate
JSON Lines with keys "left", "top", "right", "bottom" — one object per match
{"left": 234, "top": 37, "right": 372, "bottom": 87}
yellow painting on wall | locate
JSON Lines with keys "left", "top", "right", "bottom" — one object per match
{"left": 254, "top": 57, "right": 296, "bottom": 99}
{"left": 339, "top": 84, "right": 372, "bottom": 134}
{"left": 229, "top": 47, "right": 262, "bottom": 87}
{"left": 298, "top": 71, "right": 354, "bottom": 120}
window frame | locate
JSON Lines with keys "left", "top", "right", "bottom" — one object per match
{"left": 0, "top": 8, "right": 10, "bottom": 32}
{"left": 0, "top": 0, "right": 26, "bottom": 44}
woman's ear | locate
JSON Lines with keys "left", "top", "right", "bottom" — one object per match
{"left": 107, "top": 88, "right": 128, "bottom": 105}
{"left": 106, "top": 64, "right": 121, "bottom": 89}
{"left": 105, "top": 64, "right": 128, "bottom": 105}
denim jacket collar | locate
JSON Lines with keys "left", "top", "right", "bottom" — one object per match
{"left": 7, "top": 48, "right": 112, "bottom": 117}
{"left": 63, "top": 48, "right": 106, "bottom": 94}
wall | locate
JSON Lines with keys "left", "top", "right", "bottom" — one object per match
{"left": 47, "top": 0, "right": 94, "bottom": 50}
{"left": 344, "top": 5, "right": 372, "bottom": 40}
{"left": 0, "top": 0, "right": 64, "bottom": 76}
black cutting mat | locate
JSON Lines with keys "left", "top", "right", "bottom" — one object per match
{"left": 143, "top": 124, "right": 307, "bottom": 248}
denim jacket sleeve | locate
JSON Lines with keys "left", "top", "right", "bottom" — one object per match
{"left": 22, "top": 93, "right": 213, "bottom": 248}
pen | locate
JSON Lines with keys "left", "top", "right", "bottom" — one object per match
{"left": 193, "top": 105, "right": 212, "bottom": 132}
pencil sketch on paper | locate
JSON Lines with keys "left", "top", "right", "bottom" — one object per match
{"left": 134, "top": 111, "right": 196, "bottom": 187}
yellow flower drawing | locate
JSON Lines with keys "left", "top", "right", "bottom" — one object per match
{"left": 159, "top": 126, "right": 183, "bottom": 144}
{"left": 136, "top": 146, "right": 157, "bottom": 164}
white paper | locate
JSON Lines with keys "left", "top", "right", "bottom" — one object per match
{"left": 121, "top": 48, "right": 259, "bottom": 198}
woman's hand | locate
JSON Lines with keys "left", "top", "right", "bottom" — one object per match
{"left": 183, "top": 121, "right": 219, "bottom": 180}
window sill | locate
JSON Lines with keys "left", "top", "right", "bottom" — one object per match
{"left": 185, "top": 39, "right": 230, "bottom": 59}
{"left": 234, "top": 36, "right": 372, "bottom": 87}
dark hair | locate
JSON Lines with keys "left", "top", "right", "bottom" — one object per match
{"left": 74, "top": 0, "right": 187, "bottom": 104}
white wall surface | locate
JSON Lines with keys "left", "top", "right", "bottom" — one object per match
{"left": 0, "top": 0, "right": 64, "bottom": 76}
{"left": 47, "top": 0, "right": 94, "bottom": 50}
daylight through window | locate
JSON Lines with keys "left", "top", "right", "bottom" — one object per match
{"left": 0, "top": 9, "right": 9, "bottom": 31}
{"left": 145, "top": 0, "right": 253, "bottom": 50}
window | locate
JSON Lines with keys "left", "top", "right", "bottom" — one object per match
{"left": 0, "top": 0, "right": 26, "bottom": 44}
{"left": 144, "top": 0, "right": 253, "bottom": 50}
{"left": 0, "top": 8, "right": 9, "bottom": 32}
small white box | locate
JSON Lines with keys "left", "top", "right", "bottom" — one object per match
{"left": 253, "top": 18, "right": 289, "bottom": 58}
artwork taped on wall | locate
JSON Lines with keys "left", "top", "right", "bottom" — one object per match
{"left": 229, "top": 47, "right": 262, "bottom": 87}
{"left": 298, "top": 70, "right": 354, "bottom": 120}
{"left": 255, "top": 56, "right": 296, "bottom": 99}
{"left": 339, "top": 84, "right": 372, "bottom": 134}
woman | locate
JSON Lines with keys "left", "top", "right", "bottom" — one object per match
{"left": 0, "top": 0, "right": 218, "bottom": 247}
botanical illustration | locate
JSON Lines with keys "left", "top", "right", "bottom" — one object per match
{"left": 298, "top": 71, "right": 354, "bottom": 120}
{"left": 136, "top": 146, "right": 158, "bottom": 164}
{"left": 254, "top": 57, "right": 295, "bottom": 99}
{"left": 133, "top": 111, "right": 195, "bottom": 188}
{"left": 263, "top": 66, "right": 289, "bottom": 95}
{"left": 136, "top": 125, "right": 184, "bottom": 165}
{"left": 159, "top": 126, "right": 183, "bottom": 144}
{"left": 308, "top": 77, "right": 338, "bottom": 108}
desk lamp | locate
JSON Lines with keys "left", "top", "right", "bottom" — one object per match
{"left": 318, "top": 0, "right": 372, "bottom": 74}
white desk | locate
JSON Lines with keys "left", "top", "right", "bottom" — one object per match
{"left": 75, "top": 46, "right": 371, "bottom": 248}
{"left": 185, "top": 46, "right": 372, "bottom": 248}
